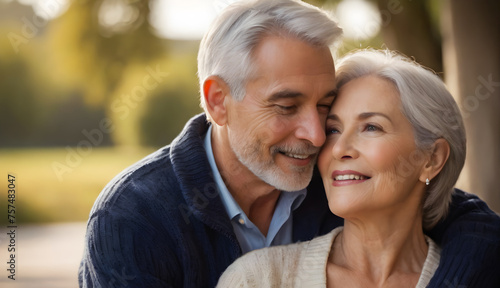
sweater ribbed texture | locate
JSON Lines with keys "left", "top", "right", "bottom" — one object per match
{"left": 426, "top": 192, "right": 500, "bottom": 287}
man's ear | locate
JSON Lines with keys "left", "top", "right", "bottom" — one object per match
{"left": 203, "top": 76, "right": 231, "bottom": 126}
{"left": 419, "top": 138, "right": 451, "bottom": 183}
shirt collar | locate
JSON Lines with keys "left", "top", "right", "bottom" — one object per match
{"left": 204, "top": 125, "right": 243, "bottom": 220}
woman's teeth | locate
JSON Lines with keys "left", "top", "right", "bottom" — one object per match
{"left": 334, "top": 174, "right": 367, "bottom": 181}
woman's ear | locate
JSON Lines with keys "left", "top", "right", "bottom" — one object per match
{"left": 419, "top": 138, "right": 451, "bottom": 183}
{"left": 203, "top": 76, "right": 231, "bottom": 126}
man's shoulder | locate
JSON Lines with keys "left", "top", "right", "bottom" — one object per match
{"left": 93, "top": 114, "right": 211, "bottom": 210}
{"left": 111, "top": 145, "right": 175, "bottom": 192}
{"left": 89, "top": 146, "right": 178, "bottom": 215}
{"left": 444, "top": 188, "right": 500, "bottom": 229}
{"left": 427, "top": 188, "right": 500, "bottom": 287}
{"left": 88, "top": 114, "right": 213, "bottom": 223}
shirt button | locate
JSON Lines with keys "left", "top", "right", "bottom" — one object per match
{"left": 238, "top": 218, "right": 245, "bottom": 225}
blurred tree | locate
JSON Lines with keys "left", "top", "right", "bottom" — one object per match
{"left": 140, "top": 85, "right": 202, "bottom": 147}
{"left": 0, "top": 2, "right": 116, "bottom": 147}
{"left": 138, "top": 42, "right": 202, "bottom": 146}
{"left": 46, "top": 0, "right": 166, "bottom": 106}
{"left": 42, "top": 92, "right": 113, "bottom": 146}
{"left": 312, "top": 0, "right": 442, "bottom": 72}
{"left": 376, "top": 0, "right": 442, "bottom": 73}
{"left": 0, "top": 54, "right": 42, "bottom": 146}
{"left": 0, "top": 0, "right": 206, "bottom": 147}
{"left": 45, "top": 0, "right": 205, "bottom": 147}
{"left": 442, "top": 0, "right": 500, "bottom": 212}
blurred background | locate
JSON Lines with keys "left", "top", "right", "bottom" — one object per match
{"left": 0, "top": 0, "right": 498, "bottom": 286}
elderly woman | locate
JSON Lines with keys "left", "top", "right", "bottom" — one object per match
{"left": 216, "top": 49, "right": 467, "bottom": 287}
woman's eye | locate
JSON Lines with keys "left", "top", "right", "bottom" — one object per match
{"left": 326, "top": 127, "right": 340, "bottom": 135}
{"left": 365, "top": 124, "right": 381, "bottom": 132}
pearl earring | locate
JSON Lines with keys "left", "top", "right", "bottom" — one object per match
{"left": 425, "top": 178, "right": 430, "bottom": 186}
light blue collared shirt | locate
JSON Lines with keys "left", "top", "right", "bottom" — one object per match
{"left": 204, "top": 125, "right": 306, "bottom": 254}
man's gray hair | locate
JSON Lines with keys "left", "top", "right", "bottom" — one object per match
{"left": 197, "top": 0, "right": 342, "bottom": 111}
{"left": 335, "top": 49, "right": 466, "bottom": 230}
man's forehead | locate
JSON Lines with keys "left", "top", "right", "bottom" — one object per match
{"left": 252, "top": 36, "right": 335, "bottom": 72}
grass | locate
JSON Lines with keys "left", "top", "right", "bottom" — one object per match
{"left": 0, "top": 146, "right": 156, "bottom": 224}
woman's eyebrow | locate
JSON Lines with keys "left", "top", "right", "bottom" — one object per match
{"left": 326, "top": 112, "right": 393, "bottom": 123}
{"left": 358, "top": 112, "right": 393, "bottom": 123}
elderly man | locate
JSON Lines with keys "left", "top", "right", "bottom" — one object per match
{"left": 79, "top": 0, "right": 500, "bottom": 287}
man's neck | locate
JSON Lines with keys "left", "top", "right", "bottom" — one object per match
{"left": 211, "top": 126, "right": 281, "bottom": 236}
{"left": 234, "top": 187, "right": 281, "bottom": 237}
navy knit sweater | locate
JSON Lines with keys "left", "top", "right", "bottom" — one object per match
{"left": 79, "top": 113, "right": 500, "bottom": 287}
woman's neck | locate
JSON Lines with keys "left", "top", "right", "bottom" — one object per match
{"left": 328, "top": 214, "right": 428, "bottom": 287}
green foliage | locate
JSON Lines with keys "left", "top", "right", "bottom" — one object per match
{"left": 138, "top": 45, "right": 203, "bottom": 147}
{"left": 45, "top": 0, "right": 166, "bottom": 106}
{"left": 0, "top": 56, "right": 41, "bottom": 146}
{"left": 140, "top": 85, "right": 203, "bottom": 147}
{"left": 0, "top": 0, "right": 202, "bottom": 148}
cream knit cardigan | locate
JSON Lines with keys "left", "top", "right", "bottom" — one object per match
{"left": 217, "top": 227, "right": 441, "bottom": 288}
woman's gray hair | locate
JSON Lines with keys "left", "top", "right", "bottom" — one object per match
{"left": 197, "top": 0, "right": 342, "bottom": 111}
{"left": 335, "top": 49, "right": 466, "bottom": 230}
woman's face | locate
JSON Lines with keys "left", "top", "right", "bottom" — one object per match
{"left": 317, "top": 75, "right": 428, "bottom": 219}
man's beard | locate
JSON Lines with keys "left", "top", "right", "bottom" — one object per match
{"left": 228, "top": 130, "right": 318, "bottom": 191}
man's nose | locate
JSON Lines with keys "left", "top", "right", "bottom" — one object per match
{"left": 295, "top": 110, "right": 326, "bottom": 147}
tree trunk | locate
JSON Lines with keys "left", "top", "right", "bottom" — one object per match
{"left": 377, "top": 0, "right": 442, "bottom": 73}
{"left": 442, "top": 0, "right": 500, "bottom": 212}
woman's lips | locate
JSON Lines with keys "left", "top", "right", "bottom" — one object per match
{"left": 331, "top": 170, "right": 370, "bottom": 186}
